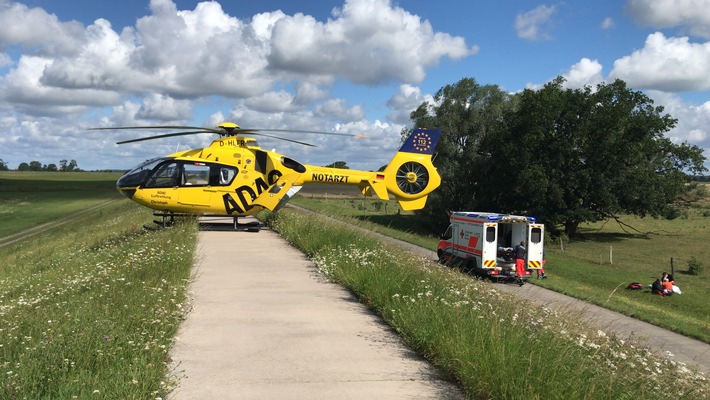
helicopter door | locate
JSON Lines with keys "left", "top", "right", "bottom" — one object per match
{"left": 141, "top": 161, "right": 181, "bottom": 208}
{"left": 178, "top": 162, "right": 212, "bottom": 209}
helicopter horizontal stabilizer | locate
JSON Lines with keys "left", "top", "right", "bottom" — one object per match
{"left": 358, "top": 179, "right": 390, "bottom": 200}
{"left": 397, "top": 196, "right": 428, "bottom": 211}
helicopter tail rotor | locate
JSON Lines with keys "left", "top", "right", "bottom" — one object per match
{"left": 354, "top": 129, "right": 441, "bottom": 210}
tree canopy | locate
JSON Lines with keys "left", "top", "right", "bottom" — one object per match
{"left": 410, "top": 77, "right": 707, "bottom": 236}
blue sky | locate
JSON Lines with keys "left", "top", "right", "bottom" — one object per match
{"left": 1, "top": 0, "right": 709, "bottom": 171}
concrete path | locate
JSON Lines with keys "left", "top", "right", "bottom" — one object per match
{"left": 168, "top": 217, "right": 464, "bottom": 399}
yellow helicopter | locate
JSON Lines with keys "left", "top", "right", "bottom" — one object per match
{"left": 93, "top": 122, "right": 442, "bottom": 230}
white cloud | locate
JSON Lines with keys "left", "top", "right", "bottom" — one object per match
{"left": 647, "top": 91, "right": 710, "bottom": 153}
{"left": 244, "top": 90, "right": 299, "bottom": 113}
{"left": 386, "top": 84, "right": 433, "bottom": 125}
{"left": 0, "top": 1, "right": 84, "bottom": 54}
{"left": 562, "top": 58, "right": 604, "bottom": 89}
{"left": 609, "top": 32, "right": 710, "bottom": 91}
{"left": 267, "top": 0, "right": 475, "bottom": 84}
{"left": 0, "top": 0, "right": 473, "bottom": 112}
{"left": 515, "top": 5, "right": 557, "bottom": 41}
{"left": 315, "top": 98, "right": 365, "bottom": 122}
{"left": 601, "top": 17, "right": 614, "bottom": 29}
{"left": 136, "top": 94, "right": 192, "bottom": 121}
{"left": 293, "top": 82, "right": 329, "bottom": 105}
{"left": 626, "top": 0, "right": 710, "bottom": 38}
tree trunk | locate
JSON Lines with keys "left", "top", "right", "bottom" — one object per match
{"left": 564, "top": 220, "right": 580, "bottom": 237}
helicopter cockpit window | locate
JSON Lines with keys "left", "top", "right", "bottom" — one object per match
{"left": 117, "top": 157, "right": 166, "bottom": 188}
{"left": 183, "top": 163, "right": 210, "bottom": 186}
{"left": 144, "top": 161, "right": 180, "bottom": 188}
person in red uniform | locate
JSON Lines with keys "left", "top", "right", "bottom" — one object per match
{"left": 514, "top": 241, "right": 526, "bottom": 285}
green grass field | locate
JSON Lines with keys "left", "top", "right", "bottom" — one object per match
{"left": 0, "top": 171, "right": 123, "bottom": 237}
{"left": 290, "top": 194, "right": 710, "bottom": 344}
{"left": 2, "top": 172, "right": 708, "bottom": 399}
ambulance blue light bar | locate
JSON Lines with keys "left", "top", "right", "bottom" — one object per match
{"left": 460, "top": 212, "right": 536, "bottom": 222}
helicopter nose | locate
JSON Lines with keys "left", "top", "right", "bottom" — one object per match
{"left": 118, "top": 188, "right": 136, "bottom": 199}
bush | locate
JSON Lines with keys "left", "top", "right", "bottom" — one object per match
{"left": 688, "top": 256, "right": 704, "bottom": 276}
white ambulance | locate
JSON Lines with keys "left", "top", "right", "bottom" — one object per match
{"left": 437, "top": 212, "right": 544, "bottom": 281}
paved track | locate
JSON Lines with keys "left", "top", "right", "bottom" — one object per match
{"left": 168, "top": 217, "right": 464, "bottom": 399}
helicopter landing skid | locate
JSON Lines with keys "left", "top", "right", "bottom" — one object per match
{"left": 143, "top": 211, "right": 177, "bottom": 230}
{"left": 143, "top": 212, "right": 261, "bottom": 232}
{"left": 198, "top": 215, "right": 261, "bottom": 232}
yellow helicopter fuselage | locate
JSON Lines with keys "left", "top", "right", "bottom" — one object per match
{"left": 117, "top": 129, "right": 441, "bottom": 216}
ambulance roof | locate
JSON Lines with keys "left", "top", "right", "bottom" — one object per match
{"left": 451, "top": 211, "right": 537, "bottom": 223}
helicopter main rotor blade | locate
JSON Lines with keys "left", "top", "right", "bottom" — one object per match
{"left": 250, "top": 132, "right": 316, "bottom": 147}
{"left": 252, "top": 128, "right": 364, "bottom": 137}
{"left": 116, "top": 131, "right": 215, "bottom": 144}
{"left": 93, "top": 123, "right": 365, "bottom": 146}
{"left": 91, "top": 125, "right": 225, "bottom": 134}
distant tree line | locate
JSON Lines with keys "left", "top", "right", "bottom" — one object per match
{"left": 0, "top": 158, "right": 81, "bottom": 172}
{"left": 409, "top": 77, "right": 707, "bottom": 237}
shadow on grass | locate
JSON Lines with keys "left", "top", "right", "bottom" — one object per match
{"left": 571, "top": 230, "right": 652, "bottom": 243}
{"left": 352, "top": 214, "right": 443, "bottom": 237}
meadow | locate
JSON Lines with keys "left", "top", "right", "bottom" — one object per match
{"left": 0, "top": 200, "right": 196, "bottom": 399}
{"left": 2, "top": 173, "right": 708, "bottom": 399}
{"left": 290, "top": 194, "right": 710, "bottom": 344}
{"left": 0, "top": 171, "right": 123, "bottom": 238}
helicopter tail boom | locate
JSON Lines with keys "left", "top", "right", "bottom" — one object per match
{"left": 296, "top": 129, "right": 442, "bottom": 211}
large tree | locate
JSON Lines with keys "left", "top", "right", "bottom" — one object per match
{"left": 480, "top": 78, "right": 706, "bottom": 236}
{"left": 408, "top": 78, "right": 514, "bottom": 223}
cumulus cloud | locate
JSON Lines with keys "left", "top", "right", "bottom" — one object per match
{"left": 315, "top": 98, "right": 365, "bottom": 123}
{"left": 0, "top": 1, "right": 84, "bottom": 54}
{"left": 561, "top": 58, "right": 604, "bottom": 89}
{"left": 136, "top": 94, "right": 192, "bottom": 121}
{"left": 386, "top": 84, "right": 433, "bottom": 125}
{"left": 647, "top": 91, "right": 710, "bottom": 156}
{"left": 267, "top": 0, "right": 475, "bottom": 84}
{"left": 515, "top": 5, "right": 557, "bottom": 41}
{"left": 609, "top": 32, "right": 710, "bottom": 91}
{"left": 626, "top": 0, "right": 710, "bottom": 38}
{"left": 244, "top": 91, "right": 299, "bottom": 113}
{"left": 0, "top": 0, "right": 473, "bottom": 111}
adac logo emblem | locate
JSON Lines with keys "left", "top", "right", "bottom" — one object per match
{"left": 412, "top": 131, "right": 433, "bottom": 153}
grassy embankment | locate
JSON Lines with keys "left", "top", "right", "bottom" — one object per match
{"left": 290, "top": 194, "right": 710, "bottom": 344}
{"left": 0, "top": 195, "right": 196, "bottom": 399}
{"left": 2, "top": 172, "right": 707, "bottom": 398}
{"left": 0, "top": 171, "right": 123, "bottom": 238}
{"left": 267, "top": 208, "right": 709, "bottom": 399}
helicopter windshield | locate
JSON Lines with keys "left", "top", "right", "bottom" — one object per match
{"left": 117, "top": 157, "right": 170, "bottom": 188}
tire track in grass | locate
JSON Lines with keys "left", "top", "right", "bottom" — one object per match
{"left": 0, "top": 199, "right": 122, "bottom": 248}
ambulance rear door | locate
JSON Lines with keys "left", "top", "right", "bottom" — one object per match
{"left": 480, "top": 223, "right": 498, "bottom": 269}
{"left": 526, "top": 224, "right": 544, "bottom": 269}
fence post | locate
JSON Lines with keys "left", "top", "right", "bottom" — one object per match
{"left": 671, "top": 257, "right": 674, "bottom": 278}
